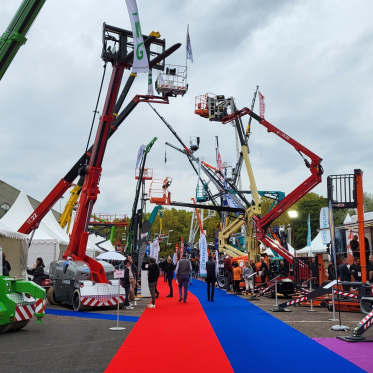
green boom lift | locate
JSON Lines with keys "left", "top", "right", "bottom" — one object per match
{"left": 0, "top": 0, "right": 46, "bottom": 81}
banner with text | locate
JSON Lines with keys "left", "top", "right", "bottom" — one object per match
{"left": 125, "top": 0, "right": 149, "bottom": 73}
{"left": 319, "top": 207, "right": 331, "bottom": 244}
{"left": 199, "top": 233, "right": 208, "bottom": 277}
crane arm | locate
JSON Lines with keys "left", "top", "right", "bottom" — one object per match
{"left": 18, "top": 41, "right": 180, "bottom": 235}
{"left": 0, "top": 0, "right": 46, "bottom": 81}
{"left": 222, "top": 107, "right": 323, "bottom": 240}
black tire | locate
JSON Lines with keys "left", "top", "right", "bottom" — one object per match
{"left": 8, "top": 320, "right": 30, "bottom": 331}
{"left": 119, "top": 302, "right": 125, "bottom": 309}
{"left": 72, "top": 289, "right": 92, "bottom": 312}
{"left": 47, "top": 286, "right": 60, "bottom": 305}
{"left": 217, "top": 275, "right": 226, "bottom": 289}
{"left": 0, "top": 323, "right": 13, "bottom": 333}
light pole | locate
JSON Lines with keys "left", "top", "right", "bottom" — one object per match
{"left": 288, "top": 210, "right": 298, "bottom": 248}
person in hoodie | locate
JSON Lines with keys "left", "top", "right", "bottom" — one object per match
{"left": 27, "top": 257, "right": 45, "bottom": 285}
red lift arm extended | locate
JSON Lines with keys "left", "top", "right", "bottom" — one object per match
{"left": 18, "top": 42, "right": 180, "bottom": 235}
{"left": 222, "top": 107, "right": 323, "bottom": 264}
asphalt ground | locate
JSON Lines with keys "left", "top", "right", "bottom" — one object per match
{"left": 1, "top": 298, "right": 149, "bottom": 373}
{"left": 236, "top": 291, "right": 373, "bottom": 339}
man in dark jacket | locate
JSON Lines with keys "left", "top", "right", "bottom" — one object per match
{"left": 350, "top": 258, "right": 361, "bottom": 282}
{"left": 147, "top": 258, "right": 158, "bottom": 308}
{"left": 224, "top": 256, "right": 233, "bottom": 293}
{"left": 164, "top": 258, "right": 175, "bottom": 297}
{"left": 2, "top": 253, "right": 11, "bottom": 275}
{"left": 339, "top": 258, "right": 355, "bottom": 291}
{"left": 350, "top": 235, "right": 359, "bottom": 258}
{"left": 206, "top": 255, "right": 216, "bottom": 301}
{"left": 269, "top": 258, "right": 277, "bottom": 279}
{"left": 175, "top": 253, "right": 192, "bottom": 303}
{"left": 258, "top": 257, "right": 268, "bottom": 284}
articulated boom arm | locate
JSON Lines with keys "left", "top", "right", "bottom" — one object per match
{"left": 18, "top": 41, "right": 180, "bottom": 235}
{"left": 222, "top": 107, "right": 323, "bottom": 240}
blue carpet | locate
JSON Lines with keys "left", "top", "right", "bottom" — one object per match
{"left": 45, "top": 309, "right": 139, "bottom": 323}
{"left": 189, "top": 280, "right": 365, "bottom": 373}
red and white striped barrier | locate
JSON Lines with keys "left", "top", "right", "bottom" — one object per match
{"left": 15, "top": 304, "right": 35, "bottom": 321}
{"left": 35, "top": 298, "right": 46, "bottom": 314}
{"left": 359, "top": 310, "right": 373, "bottom": 330}
{"left": 81, "top": 296, "right": 125, "bottom": 307}
{"left": 334, "top": 290, "right": 357, "bottom": 299}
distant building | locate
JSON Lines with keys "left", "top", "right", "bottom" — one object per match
{"left": 0, "top": 179, "right": 61, "bottom": 222}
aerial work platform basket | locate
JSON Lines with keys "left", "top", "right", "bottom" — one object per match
{"left": 195, "top": 94, "right": 209, "bottom": 118}
{"left": 149, "top": 177, "right": 172, "bottom": 205}
{"left": 155, "top": 64, "right": 188, "bottom": 97}
{"left": 196, "top": 183, "right": 208, "bottom": 202}
{"left": 135, "top": 167, "right": 153, "bottom": 180}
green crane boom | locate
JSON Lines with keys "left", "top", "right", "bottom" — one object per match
{"left": 0, "top": 0, "right": 46, "bottom": 81}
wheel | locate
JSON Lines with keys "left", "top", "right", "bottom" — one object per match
{"left": 0, "top": 323, "right": 13, "bottom": 333}
{"left": 72, "top": 289, "right": 92, "bottom": 312}
{"left": 217, "top": 275, "right": 226, "bottom": 289}
{"left": 8, "top": 320, "right": 30, "bottom": 331}
{"left": 119, "top": 302, "right": 125, "bottom": 309}
{"left": 47, "top": 286, "right": 61, "bottom": 305}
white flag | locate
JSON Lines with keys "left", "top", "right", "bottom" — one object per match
{"left": 135, "top": 144, "right": 146, "bottom": 168}
{"left": 199, "top": 233, "right": 208, "bottom": 277}
{"left": 147, "top": 69, "right": 154, "bottom": 95}
{"left": 125, "top": 0, "right": 149, "bottom": 73}
{"left": 186, "top": 24, "right": 193, "bottom": 63}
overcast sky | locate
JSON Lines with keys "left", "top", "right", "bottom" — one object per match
{"left": 1, "top": 0, "right": 373, "bottom": 218}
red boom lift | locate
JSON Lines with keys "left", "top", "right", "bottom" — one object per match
{"left": 19, "top": 24, "right": 182, "bottom": 310}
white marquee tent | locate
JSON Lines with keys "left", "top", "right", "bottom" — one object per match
{"left": 296, "top": 232, "right": 327, "bottom": 255}
{"left": 0, "top": 191, "right": 102, "bottom": 271}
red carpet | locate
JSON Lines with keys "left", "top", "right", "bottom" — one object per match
{"left": 105, "top": 279, "right": 234, "bottom": 372}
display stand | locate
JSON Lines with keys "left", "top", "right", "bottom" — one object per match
{"left": 110, "top": 270, "right": 126, "bottom": 331}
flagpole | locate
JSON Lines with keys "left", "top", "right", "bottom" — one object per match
{"left": 186, "top": 24, "right": 188, "bottom": 73}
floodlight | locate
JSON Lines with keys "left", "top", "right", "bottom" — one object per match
{"left": 288, "top": 211, "right": 298, "bottom": 218}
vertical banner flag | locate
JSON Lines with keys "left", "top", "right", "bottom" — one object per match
{"left": 307, "top": 213, "right": 311, "bottom": 247}
{"left": 125, "top": 0, "right": 149, "bottom": 73}
{"left": 258, "top": 91, "right": 266, "bottom": 119}
{"left": 148, "top": 70, "right": 154, "bottom": 95}
{"left": 319, "top": 207, "right": 331, "bottom": 244}
{"left": 186, "top": 24, "right": 193, "bottom": 63}
{"left": 199, "top": 233, "right": 208, "bottom": 277}
{"left": 136, "top": 144, "right": 146, "bottom": 168}
{"left": 215, "top": 249, "right": 219, "bottom": 278}
{"left": 173, "top": 253, "right": 177, "bottom": 264}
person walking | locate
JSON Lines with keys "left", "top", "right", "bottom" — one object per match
{"left": 27, "top": 257, "right": 45, "bottom": 285}
{"left": 175, "top": 253, "right": 192, "bottom": 303}
{"left": 368, "top": 255, "right": 373, "bottom": 284}
{"left": 206, "top": 255, "right": 216, "bottom": 301}
{"left": 224, "top": 256, "right": 233, "bottom": 293}
{"left": 147, "top": 258, "right": 158, "bottom": 308}
{"left": 165, "top": 258, "right": 175, "bottom": 297}
{"left": 242, "top": 261, "right": 254, "bottom": 294}
{"left": 127, "top": 255, "right": 138, "bottom": 306}
{"left": 154, "top": 260, "right": 160, "bottom": 298}
{"left": 233, "top": 262, "right": 242, "bottom": 294}
{"left": 120, "top": 260, "right": 133, "bottom": 310}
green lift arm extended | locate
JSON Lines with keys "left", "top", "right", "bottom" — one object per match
{"left": 0, "top": 0, "right": 46, "bottom": 81}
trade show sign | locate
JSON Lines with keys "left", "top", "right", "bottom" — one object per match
{"left": 138, "top": 220, "right": 151, "bottom": 272}
{"left": 199, "top": 233, "right": 208, "bottom": 277}
{"left": 320, "top": 207, "right": 331, "bottom": 244}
